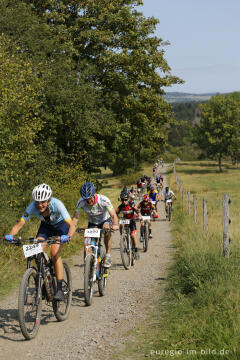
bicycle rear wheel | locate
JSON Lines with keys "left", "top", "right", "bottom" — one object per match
{"left": 18, "top": 267, "right": 42, "bottom": 340}
{"left": 98, "top": 248, "right": 108, "bottom": 296}
{"left": 120, "top": 233, "right": 132, "bottom": 270}
{"left": 143, "top": 224, "right": 149, "bottom": 252}
{"left": 52, "top": 260, "right": 72, "bottom": 321}
{"left": 84, "top": 254, "right": 95, "bottom": 305}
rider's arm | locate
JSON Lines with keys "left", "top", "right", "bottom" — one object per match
{"left": 9, "top": 219, "right": 25, "bottom": 236}
{"left": 65, "top": 218, "right": 75, "bottom": 237}
{"left": 109, "top": 208, "right": 119, "bottom": 230}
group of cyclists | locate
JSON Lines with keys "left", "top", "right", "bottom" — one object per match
{"left": 3, "top": 160, "right": 176, "bottom": 303}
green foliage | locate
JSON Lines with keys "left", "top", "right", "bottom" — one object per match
{"left": 193, "top": 92, "right": 240, "bottom": 171}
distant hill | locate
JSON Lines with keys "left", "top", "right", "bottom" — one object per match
{"left": 163, "top": 92, "right": 218, "bottom": 103}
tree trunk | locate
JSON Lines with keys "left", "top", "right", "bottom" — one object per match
{"left": 218, "top": 156, "right": 223, "bottom": 172}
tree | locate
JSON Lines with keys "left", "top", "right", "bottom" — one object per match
{"left": 21, "top": 0, "right": 182, "bottom": 173}
{"left": 193, "top": 93, "right": 240, "bottom": 171}
{"left": 0, "top": 35, "right": 45, "bottom": 188}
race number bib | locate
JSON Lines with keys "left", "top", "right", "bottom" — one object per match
{"left": 84, "top": 228, "right": 101, "bottom": 238}
{"left": 23, "top": 243, "right": 43, "bottom": 258}
{"left": 119, "top": 219, "right": 130, "bottom": 225}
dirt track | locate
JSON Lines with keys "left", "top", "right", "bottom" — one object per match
{"left": 0, "top": 167, "right": 173, "bottom": 360}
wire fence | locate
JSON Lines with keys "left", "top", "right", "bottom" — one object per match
{"left": 172, "top": 161, "right": 231, "bottom": 257}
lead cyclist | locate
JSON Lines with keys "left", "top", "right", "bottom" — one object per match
{"left": 72, "top": 182, "right": 119, "bottom": 268}
{"left": 4, "top": 184, "right": 75, "bottom": 301}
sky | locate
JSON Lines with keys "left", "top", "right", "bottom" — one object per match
{"left": 139, "top": 0, "right": 240, "bottom": 94}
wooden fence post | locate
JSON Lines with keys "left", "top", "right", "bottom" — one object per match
{"left": 188, "top": 192, "right": 191, "bottom": 215}
{"left": 193, "top": 195, "right": 197, "bottom": 223}
{"left": 203, "top": 198, "right": 208, "bottom": 232}
{"left": 223, "top": 194, "right": 231, "bottom": 258}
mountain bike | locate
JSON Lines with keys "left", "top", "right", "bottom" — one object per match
{"left": 8, "top": 237, "right": 72, "bottom": 340}
{"left": 77, "top": 227, "right": 111, "bottom": 306}
{"left": 166, "top": 199, "right": 173, "bottom": 221}
{"left": 119, "top": 219, "right": 135, "bottom": 270}
{"left": 140, "top": 215, "right": 150, "bottom": 252}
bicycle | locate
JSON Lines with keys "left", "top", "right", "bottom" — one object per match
{"left": 77, "top": 227, "right": 111, "bottom": 306}
{"left": 8, "top": 237, "right": 72, "bottom": 340}
{"left": 140, "top": 216, "right": 150, "bottom": 252}
{"left": 119, "top": 219, "right": 136, "bottom": 270}
{"left": 166, "top": 199, "right": 173, "bottom": 221}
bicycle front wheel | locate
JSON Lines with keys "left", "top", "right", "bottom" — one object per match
{"left": 84, "top": 254, "right": 95, "bottom": 306}
{"left": 120, "top": 234, "right": 132, "bottom": 270}
{"left": 168, "top": 205, "right": 172, "bottom": 221}
{"left": 143, "top": 225, "right": 149, "bottom": 252}
{"left": 52, "top": 260, "right": 72, "bottom": 321}
{"left": 18, "top": 267, "right": 42, "bottom": 340}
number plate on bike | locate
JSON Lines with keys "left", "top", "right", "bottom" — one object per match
{"left": 119, "top": 219, "right": 130, "bottom": 225}
{"left": 84, "top": 228, "right": 101, "bottom": 238}
{"left": 142, "top": 216, "right": 150, "bottom": 221}
{"left": 151, "top": 200, "right": 156, "bottom": 204}
{"left": 166, "top": 199, "right": 172, "bottom": 203}
{"left": 23, "top": 243, "right": 43, "bottom": 258}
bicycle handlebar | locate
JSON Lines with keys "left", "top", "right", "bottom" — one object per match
{"left": 9, "top": 236, "right": 61, "bottom": 246}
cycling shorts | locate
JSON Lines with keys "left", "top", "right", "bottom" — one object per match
{"left": 37, "top": 220, "right": 69, "bottom": 240}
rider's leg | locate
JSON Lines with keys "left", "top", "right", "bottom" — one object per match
{"left": 103, "top": 220, "right": 112, "bottom": 267}
{"left": 147, "top": 219, "right": 152, "bottom": 238}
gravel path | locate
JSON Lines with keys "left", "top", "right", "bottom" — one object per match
{"left": 0, "top": 167, "right": 173, "bottom": 360}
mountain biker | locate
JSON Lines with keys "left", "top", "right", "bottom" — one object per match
{"left": 116, "top": 190, "right": 141, "bottom": 259}
{"left": 162, "top": 186, "right": 176, "bottom": 215}
{"left": 137, "top": 195, "right": 158, "bottom": 239}
{"left": 156, "top": 174, "right": 164, "bottom": 192}
{"left": 148, "top": 185, "right": 159, "bottom": 211}
{"left": 4, "top": 183, "right": 74, "bottom": 301}
{"left": 72, "top": 181, "right": 119, "bottom": 268}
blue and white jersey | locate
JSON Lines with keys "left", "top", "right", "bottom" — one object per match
{"left": 75, "top": 194, "right": 113, "bottom": 225}
{"left": 21, "top": 197, "right": 71, "bottom": 225}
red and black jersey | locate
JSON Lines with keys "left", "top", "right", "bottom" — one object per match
{"left": 117, "top": 202, "right": 138, "bottom": 219}
{"left": 138, "top": 201, "right": 154, "bottom": 215}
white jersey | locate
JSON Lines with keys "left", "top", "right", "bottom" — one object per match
{"left": 162, "top": 189, "right": 175, "bottom": 200}
{"left": 75, "top": 194, "right": 113, "bottom": 224}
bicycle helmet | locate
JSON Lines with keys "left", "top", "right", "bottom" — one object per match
{"left": 32, "top": 184, "right": 52, "bottom": 202}
{"left": 80, "top": 181, "right": 96, "bottom": 199}
{"left": 143, "top": 195, "right": 148, "bottom": 201}
{"left": 120, "top": 191, "right": 129, "bottom": 200}
{"left": 165, "top": 186, "right": 169, "bottom": 191}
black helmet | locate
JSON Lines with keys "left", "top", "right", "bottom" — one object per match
{"left": 165, "top": 186, "right": 169, "bottom": 191}
{"left": 120, "top": 191, "right": 129, "bottom": 200}
{"left": 80, "top": 181, "right": 96, "bottom": 199}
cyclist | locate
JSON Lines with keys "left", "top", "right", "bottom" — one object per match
{"left": 162, "top": 186, "right": 176, "bottom": 215}
{"left": 4, "top": 184, "right": 74, "bottom": 301}
{"left": 116, "top": 190, "right": 140, "bottom": 259}
{"left": 156, "top": 174, "right": 164, "bottom": 192}
{"left": 137, "top": 195, "right": 158, "bottom": 239}
{"left": 148, "top": 185, "right": 159, "bottom": 211}
{"left": 72, "top": 181, "right": 119, "bottom": 267}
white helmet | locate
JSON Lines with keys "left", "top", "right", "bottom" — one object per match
{"left": 32, "top": 184, "right": 52, "bottom": 201}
